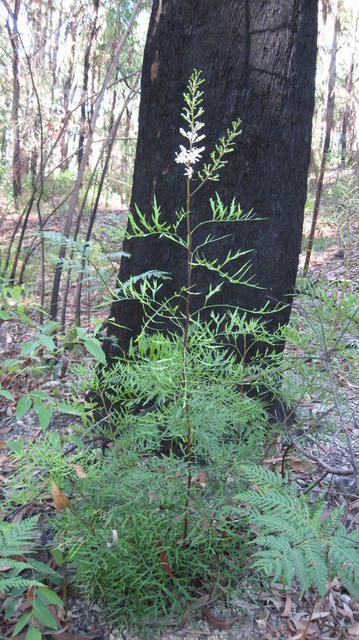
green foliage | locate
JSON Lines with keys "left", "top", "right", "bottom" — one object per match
{"left": 238, "top": 465, "right": 359, "bottom": 599}
{"left": 0, "top": 517, "right": 62, "bottom": 640}
{"left": 2, "top": 69, "right": 359, "bottom": 637}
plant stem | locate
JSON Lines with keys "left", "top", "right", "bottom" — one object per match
{"left": 183, "top": 164, "right": 192, "bottom": 541}
{"left": 301, "top": 594, "right": 320, "bottom": 640}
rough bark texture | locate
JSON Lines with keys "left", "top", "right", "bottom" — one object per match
{"left": 108, "top": 0, "right": 318, "bottom": 355}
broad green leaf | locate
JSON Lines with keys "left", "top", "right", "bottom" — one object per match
{"left": 66, "top": 434, "right": 85, "bottom": 450}
{"left": 28, "top": 559, "right": 60, "bottom": 579}
{"left": 16, "top": 396, "right": 32, "bottom": 418}
{"left": 25, "top": 626, "right": 42, "bottom": 640}
{"left": 50, "top": 548, "right": 64, "bottom": 566}
{"left": 9, "top": 286, "right": 22, "bottom": 303}
{"left": 33, "top": 403, "right": 52, "bottom": 431}
{"left": 0, "top": 388, "right": 14, "bottom": 401}
{"left": 0, "top": 310, "right": 11, "bottom": 320}
{"left": 38, "top": 334, "right": 56, "bottom": 351}
{"left": 12, "top": 611, "right": 31, "bottom": 636}
{"left": 21, "top": 341, "right": 38, "bottom": 357}
{"left": 6, "top": 439, "right": 24, "bottom": 456}
{"left": 33, "top": 603, "right": 57, "bottom": 630}
{"left": 57, "top": 403, "right": 84, "bottom": 417}
{"left": 84, "top": 337, "right": 106, "bottom": 364}
{"left": 37, "top": 586, "right": 63, "bottom": 606}
{"left": 30, "top": 390, "right": 51, "bottom": 401}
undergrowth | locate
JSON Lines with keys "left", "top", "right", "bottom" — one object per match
{"left": 1, "top": 71, "right": 359, "bottom": 637}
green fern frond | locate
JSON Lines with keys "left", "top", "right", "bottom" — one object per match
{"left": 239, "top": 465, "right": 359, "bottom": 599}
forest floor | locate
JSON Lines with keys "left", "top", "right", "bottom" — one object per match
{"left": 1, "top": 172, "right": 359, "bottom": 639}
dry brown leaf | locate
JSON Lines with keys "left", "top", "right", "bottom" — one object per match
{"left": 197, "top": 472, "right": 206, "bottom": 488}
{"left": 26, "top": 585, "right": 34, "bottom": 599}
{"left": 50, "top": 481, "right": 70, "bottom": 511}
{"left": 73, "top": 464, "right": 87, "bottom": 479}
{"left": 156, "top": 538, "right": 174, "bottom": 579}
{"left": 0, "top": 441, "right": 8, "bottom": 449}
{"left": 281, "top": 594, "right": 292, "bottom": 617}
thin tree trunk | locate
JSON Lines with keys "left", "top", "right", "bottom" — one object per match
{"left": 119, "top": 105, "right": 132, "bottom": 200}
{"left": 60, "top": 21, "right": 76, "bottom": 170}
{"left": 77, "top": 0, "right": 99, "bottom": 169}
{"left": 74, "top": 78, "right": 139, "bottom": 325}
{"left": 50, "top": 0, "right": 142, "bottom": 323}
{"left": 304, "top": 7, "right": 338, "bottom": 275}
{"left": 50, "top": 0, "right": 63, "bottom": 103}
{"left": 6, "top": 0, "right": 22, "bottom": 200}
{"left": 340, "top": 12, "right": 358, "bottom": 165}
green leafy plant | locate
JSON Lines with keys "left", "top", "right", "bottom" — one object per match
{"left": 3, "top": 69, "right": 359, "bottom": 638}
{"left": 0, "top": 517, "right": 63, "bottom": 639}
{"left": 41, "top": 69, "right": 283, "bottom": 631}
{"left": 238, "top": 464, "right": 359, "bottom": 599}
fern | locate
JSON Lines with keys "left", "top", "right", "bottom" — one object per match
{"left": 238, "top": 465, "right": 359, "bottom": 598}
{"left": 0, "top": 516, "right": 43, "bottom": 593}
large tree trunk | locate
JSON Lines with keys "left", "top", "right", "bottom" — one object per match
{"left": 108, "top": 0, "right": 318, "bottom": 356}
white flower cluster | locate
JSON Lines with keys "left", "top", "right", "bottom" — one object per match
{"left": 175, "top": 122, "right": 205, "bottom": 179}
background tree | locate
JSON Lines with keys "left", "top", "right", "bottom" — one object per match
{"left": 107, "top": 0, "right": 319, "bottom": 356}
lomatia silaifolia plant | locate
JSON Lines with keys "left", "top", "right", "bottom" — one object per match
{"left": 39, "top": 71, "right": 359, "bottom": 632}
{"left": 52, "top": 69, "right": 278, "bottom": 629}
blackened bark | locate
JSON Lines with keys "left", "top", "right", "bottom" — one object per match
{"left": 108, "top": 0, "right": 318, "bottom": 355}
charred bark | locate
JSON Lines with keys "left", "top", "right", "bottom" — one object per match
{"left": 108, "top": 0, "right": 318, "bottom": 356}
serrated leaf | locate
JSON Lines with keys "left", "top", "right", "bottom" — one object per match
{"left": 12, "top": 611, "right": 32, "bottom": 636}
{"left": 6, "top": 439, "right": 24, "bottom": 456}
{"left": 38, "top": 334, "right": 56, "bottom": 351}
{"left": 37, "top": 586, "right": 63, "bottom": 606}
{"left": 50, "top": 548, "right": 64, "bottom": 567}
{"left": 84, "top": 337, "right": 106, "bottom": 364}
{"left": 20, "top": 341, "right": 38, "bottom": 357}
{"left": 33, "top": 603, "right": 57, "bottom": 630}
{"left": 57, "top": 403, "right": 84, "bottom": 416}
{"left": 0, "top": 310, "right": 12, "bottom": 320}
{"left": 28, "top": 558, "right": 60, "bottom": 579}
{"left": 26, "top": 626, "right": 42, "bottom": 640}
{"left": 0, "top": 388, "right": 14, "bottom": 401}
{"left": 29, "top": 390, "right": 51, "bottom": 401}
{"left": 16, "top": 396, "right": 32, "bottom": 418}
{"left": 33, "top": 403, "right": 52, "bottom": 430}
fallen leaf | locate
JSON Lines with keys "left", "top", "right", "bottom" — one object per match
{"left": 197, "top": 472, "right": 206, "bottom": 488}
{"left": 50, "top": 482, "right": 70, "bottom": 511}
{"left": 281, "top": 594, "right": 292, "bottom": 617}
{"left": 73, "top": 464, "right": 87, "bottom": 479}
{"left": 0, "top": 441, "right": 7, "bottom": 449}
{"left": 156, "top": 538, "right": 174, "bottom": 579}
{"left": 26, "top": 585, "right": 34, "bottom": 599}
